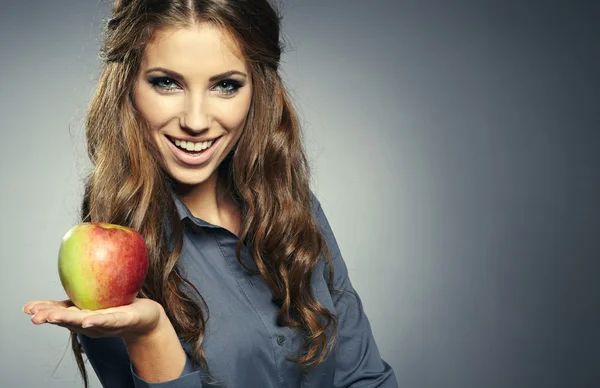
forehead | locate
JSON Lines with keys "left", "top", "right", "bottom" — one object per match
{"left": 141, "top": 22, "right": 247, "bottom": 75}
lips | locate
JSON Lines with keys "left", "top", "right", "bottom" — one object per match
{"left": 167, "top": 135, "right": 218, "bottom": 152}
{"left": 164, "top": 134, "right": 223, "bottom": 166}
{"left": 167, "top": 135, "right": 221, "bottom": 144}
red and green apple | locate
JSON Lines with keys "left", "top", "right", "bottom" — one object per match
{"left": 58, "top": 222, "right": 148, "bottom": 310}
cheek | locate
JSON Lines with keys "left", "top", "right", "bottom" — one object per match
{"left": 214, "top": 95, "right": 252, "bottom": 130}
{"left": 133, "top": 86, "right": 179, "bottom": 130}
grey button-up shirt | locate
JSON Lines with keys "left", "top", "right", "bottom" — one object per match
{"left": 78, "top": 192, "right": 398, "bottom": 387}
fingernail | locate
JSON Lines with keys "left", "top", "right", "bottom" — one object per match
{"left": 82, "top": 323, "right": 94, "bottom": 328}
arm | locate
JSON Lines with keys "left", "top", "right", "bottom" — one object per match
{"left": 78, "top": 334, "right": 200, "bottom": 388}
{"left": 78, "top": 308, "right": 203, "bottom": 387}
{"left": 311, "top": 194, "right": 399, "bottom": 388}
{"left": 79, "top": 335, "right": 201, "bottom": 388}
{"left": 123, "top": 308, "right": 190, "bottom": 382}
{"left": 22, "top": 298, "right": 203, "bottom": 387}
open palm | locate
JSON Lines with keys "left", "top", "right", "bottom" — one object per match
{"left": 23, "top": 297, "right": 163, "bottom": 339}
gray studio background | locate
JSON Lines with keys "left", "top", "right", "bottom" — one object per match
{"left": 1, "top": 1, "right": 598, "bottom": 387}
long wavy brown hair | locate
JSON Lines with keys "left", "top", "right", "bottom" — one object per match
{"left": 70, "top": 0, "right": 338, "bottom": 386}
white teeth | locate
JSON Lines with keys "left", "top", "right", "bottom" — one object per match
{"left": 171, "top": 137, "right": 216, "bottom": 152}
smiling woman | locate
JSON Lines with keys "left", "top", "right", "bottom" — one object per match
{"left": 134, "top": 24, "right": 253, "bottom": 189}
{"left": 22, "top": 0, "right": 398, "bottom": 387}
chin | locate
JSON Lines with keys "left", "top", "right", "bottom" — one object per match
{"left": 174, "top": 174, "right": 210, "bottom": 186}
{"left": 168, "top": 167, "right": 217, "bottom": 187}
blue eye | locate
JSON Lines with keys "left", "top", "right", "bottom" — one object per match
{"left": 148, "top": 76, "right": 180, "bottom": 92}
{"left": 147, "top": 76, "right": 244, "bottom": 95}
{"left": 214, "top": 79, "right": 243, "bottom": 95}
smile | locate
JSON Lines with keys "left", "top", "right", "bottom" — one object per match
{"left": 164, "top": 134, "right": 224, "bottom": 166}
{"left": 167, "top": 136, "right": 219, "bottom": 152}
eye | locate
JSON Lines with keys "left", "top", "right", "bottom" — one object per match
{"left": 213, "top": 79, "right": 244, "bottom": 96}
{"left": 148, "top": 76, "right": 181, "bottom": 92}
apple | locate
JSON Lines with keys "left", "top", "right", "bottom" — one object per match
{"left": 58, "top": 222, "right": 148, "bottom": 311}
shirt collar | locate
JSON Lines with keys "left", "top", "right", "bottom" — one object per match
{"left": 170, "top": 190, "right": 222, "bottom": 230}
{"left": 169, "top": 189, "right": 250, "bottom": 248}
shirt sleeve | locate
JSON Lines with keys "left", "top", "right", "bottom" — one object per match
{"left": 77, "top": 334, "right": 203, "bottom": 388}
{"left": 311, "top": 194, "right": 399, "bottom": 388}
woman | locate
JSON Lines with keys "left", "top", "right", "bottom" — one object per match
{"left": 22, "top": 0, "right": 398, "bottom": 387}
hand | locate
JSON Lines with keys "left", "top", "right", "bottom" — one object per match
{"left": 22, "top": 297, "right": 165, "bottom": 340}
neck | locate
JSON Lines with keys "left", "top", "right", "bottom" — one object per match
{"left": 174, "top": 169, "right": 240, "bottom": 235}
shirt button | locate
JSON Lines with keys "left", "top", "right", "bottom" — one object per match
{"left": 276, "top": 335, "right": 286, "bottom": 346}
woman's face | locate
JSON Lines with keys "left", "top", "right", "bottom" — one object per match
{"left": 133, "top": 22, "right": 252, "bottom": 187}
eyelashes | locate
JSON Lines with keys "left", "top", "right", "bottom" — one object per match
{"left": 214, "top": 79, "right": 244, "bottom": 95}
{"left": 148, "top": 76, "right": 179, "bottom": 91}
{"left": 147, "top": 76, "right": 245, "bottom": 96}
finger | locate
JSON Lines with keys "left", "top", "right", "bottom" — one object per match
{"left": 46, "top": 308, "right": 92, "bottom": 326}
{"left": 24, "top": 299, "right": 73, "bottom": 313}
{"left": 53, "top": 321, "right": 87, "bottom": 332}
{"left": 51, "top": 322, "right": 110, "bottom": 337}
{"left": 29, "top": 302, "right": 78, "bottom": 315}
{"left": 23, "top": 300, "right": 73, "bottom": 314}
{"left": 31, "top": 306, "right": 88, "bottom": 325}
{"left": 50, "top": 317, "right": 128, "bottom": 339}
{"left": 82, "top": 311, "right": 136, "bottom": 329}
{"left": 31, "top": 309, "right": 52, "bottom": 325}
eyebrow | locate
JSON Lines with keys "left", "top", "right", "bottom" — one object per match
{"left": 145, "top": 67, "right": 247, "bottom": 82}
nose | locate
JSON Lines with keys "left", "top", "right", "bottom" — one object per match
{"left": 180, "top": 92, "right": 210, "bottom": 133}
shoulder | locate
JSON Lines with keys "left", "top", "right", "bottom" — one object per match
{"left": 309, "top": 189, "right": 322, "bottom": 217}
{"left": 310, "top": 190, "right": 325, "bottom": 226}
{"left": 308, "top": 190, "right": 334, "bottom": 240}
{"left": 308, "top": 190, "right": 336, "bottom": 247}
{"left": 307, "top": 190, "right": 342, "bottom": 268}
